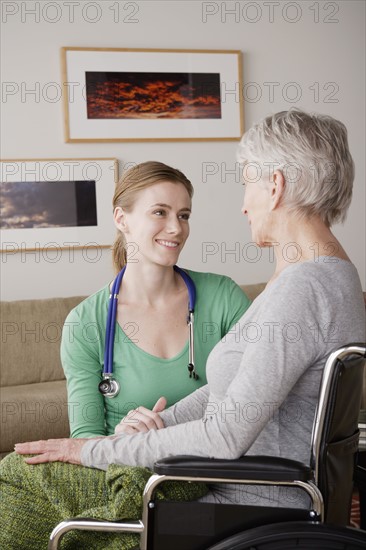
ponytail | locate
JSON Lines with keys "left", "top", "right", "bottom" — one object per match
{"left": 112, "top": 232, "right": 127, "bottom": 272}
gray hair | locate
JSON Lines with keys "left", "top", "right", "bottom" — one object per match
{"left": 236, "top": 109, "right": 355, "bottom": 226}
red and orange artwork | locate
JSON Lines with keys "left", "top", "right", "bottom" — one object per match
{"left": 85, "top": 72, "right": 221, "bottom": 119}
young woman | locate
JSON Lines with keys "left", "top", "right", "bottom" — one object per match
{"left": 2, "top": 112, "right": 365, "bottom": 548}
{"left": 59, "top": 161, "right": 251, "bottom": 438}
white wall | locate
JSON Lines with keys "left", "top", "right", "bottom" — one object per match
{"left": 1, "top": 0, "right": 365, "bottom": 300}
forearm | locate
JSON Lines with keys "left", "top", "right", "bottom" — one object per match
{"left": 80, "top": 392, "right": 264, "bottom": 472}
{"left": 80, "top": 343, "right": 316, "bottom": 471}
{"left": 159, "top": 384, "right": 210, "bottom": 427}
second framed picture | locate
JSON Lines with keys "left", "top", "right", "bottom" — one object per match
{"left": 0, "top": 158, "right": 117, "bottom": 253}
{"left": 61, "top": 47, "right": 243, "bottom": 142}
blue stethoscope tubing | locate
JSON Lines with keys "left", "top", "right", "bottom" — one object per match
{"left": 99, "top": 265, "right": 197, "bottom": 398}
{"left": 104, "top": 266, "right": 126, "bottom": 376}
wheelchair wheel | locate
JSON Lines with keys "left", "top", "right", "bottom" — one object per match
{"left": 207, "top": 521, "right": 366, "bottom": 549}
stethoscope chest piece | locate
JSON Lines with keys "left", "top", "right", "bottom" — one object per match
{"left": 98, "top": 376, "right": 120, "bottom": 398}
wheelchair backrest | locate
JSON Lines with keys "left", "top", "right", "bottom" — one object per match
{"left": 310, "top": 344, "right": 366, "bottom": 525}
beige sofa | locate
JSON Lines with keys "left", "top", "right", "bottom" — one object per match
{"left": 0, "top": 283, "right": 267, "bottom": 460}
{"left": 0, "top": 295, "right": 85, "bottom": 460}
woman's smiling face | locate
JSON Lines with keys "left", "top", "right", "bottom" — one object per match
{"left": 114, "top": 180, "right": 192, "bottom": 267}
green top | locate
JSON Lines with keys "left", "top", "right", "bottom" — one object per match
{"left": 61, "top": 270, "right": 250, "bottom": 437}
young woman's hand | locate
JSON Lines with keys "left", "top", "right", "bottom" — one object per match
{"left": 114, "top": 396, "right": 167, "bottom": 435}
{"left": 14, "top": 437, "right": 88, "bottom": 465}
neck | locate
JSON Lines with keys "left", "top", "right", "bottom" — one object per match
{"left": 118, "top": 262, "right": 184, "bottom": 305}
{"left": 267, "top": 213, "right": 349, "bottom": 283}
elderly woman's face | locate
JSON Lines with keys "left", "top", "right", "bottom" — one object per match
{"left": 241, "top": 164, "right": 272, "bottom": 247}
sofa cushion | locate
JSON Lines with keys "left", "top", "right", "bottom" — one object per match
{"left": 0, "top": 380, "right": 69, "bottom": 457}
{"left": 1, "top": 296, "right": 85, "bottom": 387}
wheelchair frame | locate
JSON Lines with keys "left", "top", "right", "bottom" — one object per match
{"left": 48, "top": 343, "right": 366, "bottom": 550}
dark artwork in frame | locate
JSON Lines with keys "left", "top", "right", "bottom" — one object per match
{"left": 0, "top": 180, "right": 98, "bottom": 230}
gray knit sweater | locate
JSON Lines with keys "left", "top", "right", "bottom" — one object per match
{"left": 81, "top": 259, "right": 365, "bottom": 508}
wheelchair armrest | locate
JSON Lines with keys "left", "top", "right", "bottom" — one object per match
{"left": 154, "top": 455, "right": 312, "bottom": 482}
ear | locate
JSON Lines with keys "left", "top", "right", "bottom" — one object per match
{"left": 269, "top": 170, "right": 285, "bottom": 210}
{"left": 113, "top": 206, "right": 129, "bottom": 233}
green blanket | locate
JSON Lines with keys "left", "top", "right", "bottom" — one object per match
{"left": 0, "top": 452, "right": 207, "bottom": 549}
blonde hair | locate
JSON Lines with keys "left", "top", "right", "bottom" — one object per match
{"left": 112, "top": 161, "right": 193, "bottom": 272}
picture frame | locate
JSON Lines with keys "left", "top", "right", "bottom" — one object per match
{"left": 0, "top": 158, "right": 118, "bottom": 253}
{"left": 61, "top": 47, "right": 243, "bottom": 142}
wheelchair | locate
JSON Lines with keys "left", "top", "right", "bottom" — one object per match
{"left": 49, "top": 343, "right": 366, "bottom": 549}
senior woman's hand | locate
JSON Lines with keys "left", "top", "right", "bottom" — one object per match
{"left": 14, "top": 437, "right": 90, "bottom": 465}
{"left": 115, "top": 396, "right": 167, "bottom": 435}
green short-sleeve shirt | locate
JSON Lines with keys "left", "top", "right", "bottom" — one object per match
{"left": 61, "top": 270, "right": 251, "bottom": 437}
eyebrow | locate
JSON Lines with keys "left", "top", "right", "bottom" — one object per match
{"left": 149, "top": 203, "right": 191, "bottom": 212}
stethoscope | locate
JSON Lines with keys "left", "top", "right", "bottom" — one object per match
{"left": 98, "top": 265, "right": 198, "bottom": 398}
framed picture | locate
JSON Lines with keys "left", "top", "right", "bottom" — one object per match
{"left": 61, "top": 47, "right": 243, "bottom": 142}
{"left": 0, "top": 158, "right": 118, "bottom": 253}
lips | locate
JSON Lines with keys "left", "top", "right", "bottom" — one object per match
{"left": 156, "top": 239, "right": 179, "bottom": 248}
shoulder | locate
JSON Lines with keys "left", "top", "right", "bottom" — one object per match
{"left": 183, "top": 269, "right": 244, "bottom": 295}
{"left": 266, "top": 259, "right": 363, "bottom": 313}
{"left": 182, "top": 269, "right": 250, "bottom": 315}
{"left": 65, "top": 284, "right": 110, "bottom": 323}
{"left": 278, "top": 258, "right": 361, "bottom": 291}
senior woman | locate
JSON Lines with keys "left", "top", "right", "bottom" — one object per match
{"left": 1, "top": 109, "right": 365, "bottom": 548}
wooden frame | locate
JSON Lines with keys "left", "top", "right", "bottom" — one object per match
{"left": 0, "top": 158, "right": 118, "bottom": 253}
{"left": 61, "top": 47, "right": 243, "bottom": 142}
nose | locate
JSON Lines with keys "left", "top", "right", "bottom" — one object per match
{"left": 166, "top": 215, "right": 181, "bottom": 234}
